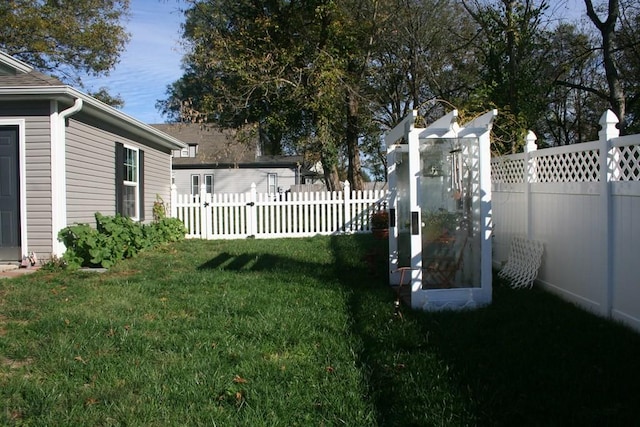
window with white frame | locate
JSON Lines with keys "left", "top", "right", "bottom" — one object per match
{"left": 267, "top": 173, "right": 277, "bottom": 194}
{"left": 122, "top": 146, "right": 139, "bottom": 219}
{"left": 116, "top": 142, "right": 144, "bottom": 221}
{"left": 191, "top": 174, "right": 200, "bottom": 197}
{"left": 205, "top": 174, "right": 214, "bottom": 194}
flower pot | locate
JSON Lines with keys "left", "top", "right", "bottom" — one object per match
{"left": 372, "top": 228, "right": 389, "bottom": 240}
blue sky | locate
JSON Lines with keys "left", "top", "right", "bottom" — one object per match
{"left": 85, "top": 0, "right": 187, "bottom": 124}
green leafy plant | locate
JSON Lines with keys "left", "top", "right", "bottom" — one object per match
{"left": 39, "top": 254, "right": 69, "bottom": 272}
{"left": 58, "top": 213, "right": 186, "bottom": 269}
{"left": 152, "top": 194, "right": 167, "bottom": 222}
{"left": 423, "top": 209, "right": 460, "bottom": 241}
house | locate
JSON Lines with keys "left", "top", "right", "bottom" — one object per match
{"left": 0, "top": 51, "right": 187, "bottom": 263}
{"left": 153, "top": 123, "right": 321, "bottom": 196}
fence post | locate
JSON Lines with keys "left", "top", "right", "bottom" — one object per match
{"left": 343, "top": 180, "right": 351, "bottom": 233}
{"left": 599, "top": 110, "right": 619, "bottom": 318}
{"left": 170, "top": 183, "right": 177, "bottom": 218}
{"left": 249, "top": 183, "right": 257, "bottom": 237}
{"left": 199, "top": 183, "right": 207, "bottom": 238}
{"left": 524, "top": 131, "right": 538, "bottom": 240}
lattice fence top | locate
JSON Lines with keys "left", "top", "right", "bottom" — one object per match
{"left": 535, "top": 149, "right": 600, "bottom": 183}
{"left": 491, "top": 157, "right": 525, "bottom": 184}
{"left": 491, "top": 133, "right": 640, "bottom": 185}
{"left": 615, "top": 145, "right": 640, "bottom": 181}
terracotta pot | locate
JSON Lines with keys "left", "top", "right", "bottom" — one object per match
{"left": 372, "top": 228, "right": 389, "bottom": 240}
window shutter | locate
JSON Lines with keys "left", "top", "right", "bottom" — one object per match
{"left": 115, "top": 142, "right": 123, "bottom": 215}
{"left": 139, "top": 149, "right": 145, "bottom": 221}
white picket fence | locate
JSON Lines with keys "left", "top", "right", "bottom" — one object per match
{"left": 170, "top": 181, "right": 388, "bottom": 239}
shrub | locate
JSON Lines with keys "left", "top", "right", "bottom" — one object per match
{"left": 58, "top": 213, "right": 186, "bottom": 269}
{"left": 144, "top": 217, "right": 188, "bottom": 245}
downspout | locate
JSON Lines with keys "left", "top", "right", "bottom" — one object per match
{"left": 51, "top": 98, "right": 83, "bottom": 257}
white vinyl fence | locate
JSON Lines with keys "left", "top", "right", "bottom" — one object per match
{"left": 491, "top": 110, "right": 640, "bottom": 332}
{"left": 170, "top": 181, "right": 387, "bottom": 240}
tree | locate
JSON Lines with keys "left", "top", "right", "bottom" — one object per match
{"left": 0, "top": 0, "right": 130, "bottom": 91}
{"left": 161, "top": 0, "right": 386, "bottom": 190}
{"left": 462, "top": 0, "right": 556, "bottom": 152}
{"left": 584, "top": 0, "right": 626, "bottom": 128}
{"left": 368, "top": 0, "right": 480, "bottom": 130}
{"left": 542, "top": 23, "right": 608, "bottom": 144}
{"left": 611, "top": 0, "right": 640, "bottom": 132}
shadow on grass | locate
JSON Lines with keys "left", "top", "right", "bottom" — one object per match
{"left": 196, "top": 251, "right": 335, "bottom": 284}
{"left": 329, "top": 233, "right": 640, "bottom": 426}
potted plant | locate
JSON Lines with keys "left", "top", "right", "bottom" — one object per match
{"left": 423, "top": 209, "right": 459, "bottom": 242}
{"left": 371, "top": 209, "right": 390, "bottom": 239}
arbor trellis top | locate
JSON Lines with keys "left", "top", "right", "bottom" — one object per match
{"left": 386, "top": 109, "right": 496, "bottom": 310}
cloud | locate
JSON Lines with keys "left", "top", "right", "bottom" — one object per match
{"left": 85, "top": 0, "right": 187, "bottom": 123}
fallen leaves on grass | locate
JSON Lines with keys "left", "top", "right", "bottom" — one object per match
{"left": 233, "top": 375, "right": 248, "bottom": 384}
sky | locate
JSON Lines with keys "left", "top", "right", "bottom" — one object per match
{"left": 85, "top": 0, "right": 187, "bottom": 124}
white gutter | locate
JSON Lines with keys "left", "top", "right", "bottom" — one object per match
{"left": 51, "top": 98, "right": 83, "bottom": 257}
{"left": 0, "top": 85, "right": 187, "bottom": 150}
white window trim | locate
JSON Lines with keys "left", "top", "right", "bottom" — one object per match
{"left": 191, "top": 174, "right": 200, "bottom": 196}
{"left": 267, "top": 173, "right": 278, "bottom": 194}
{"left": 204, "top": 174, "right": 214, "bottom": 194}
{"left": 123, "top": 144, "right": 140, "bottom": 221}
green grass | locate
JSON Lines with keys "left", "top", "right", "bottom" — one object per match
{"left": 2, "top": 234, "right": 640, "bottom": 426}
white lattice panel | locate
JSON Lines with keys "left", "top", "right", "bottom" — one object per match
{"left": 535, "top": 150, "right": 600, "bottom": 183}
{"left": 615, "top": 145, "right": 640, "bottom": 181}
{"left": 491, "top": 157, "right": 525, "bottom": 184}
{"left": 499, "top": 236, "right": 544, "bottom": 289}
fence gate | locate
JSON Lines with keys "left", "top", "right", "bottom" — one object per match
{"left": 171, "top": 182, "right": 388, "bottom": 240}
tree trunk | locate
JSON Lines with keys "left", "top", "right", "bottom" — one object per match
{"left": 585, "top": 0, "right": 625, "bottom": 128}
{"left": 346, "top": 89, "right": 364, "bottom": 191}
{"left": 322, "top": 159, "right": 342, "bottom": 192}
{"left": 505, "top": 0, "right": 518, "bottom": 116}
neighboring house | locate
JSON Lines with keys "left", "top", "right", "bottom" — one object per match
{"left": 0, "top": 51, "right": 187, "bottom": 263}
{"left": 153, "top": 123, "right": 321, "bottom": 196}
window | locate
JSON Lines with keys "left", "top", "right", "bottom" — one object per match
{"left": 267, "top": 173, "right": 277, "bottom": 194}
{"left": 191, "top": 174, "right": 200, "bottom": 197}
{"left": 122, "top": 147, "right": 138, "bottom": 218}
{"left": 205, "top": 174, "right": 214, "bottom": 194}
{"left": 115, "top": 142, "right": 144, "bottom": 221}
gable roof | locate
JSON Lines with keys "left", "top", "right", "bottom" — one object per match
{"left": 154, "top": 123, "right": 305, "bottom": 169}
{"left": 0, "top": 50, "right": 187, "bottom": 150}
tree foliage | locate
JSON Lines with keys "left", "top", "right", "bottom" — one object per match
{"left": 0, "top": 0, "right": 130, "bottom": 90}
{"left": 161, "top": 0, "right": 385, "bottom": 190}
{"left": 162, "top": 0, "right": 640, "bottom": 183}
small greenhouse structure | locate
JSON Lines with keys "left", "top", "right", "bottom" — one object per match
{"left": 386, "top": 109, "right": 496, "bottom": 310}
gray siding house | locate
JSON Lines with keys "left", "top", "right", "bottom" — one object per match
{"left": 0, "top": 52, "right": 187, "bottom": 263}
{"left": 153, "top": 123, "right": 321, "bottom": 196}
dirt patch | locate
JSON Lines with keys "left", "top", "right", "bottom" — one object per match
{"left": 0, "top": 314, "right": 6, "bottom": 336}
{"left": 1, "top": 356, "right": 33, "bottom": 370}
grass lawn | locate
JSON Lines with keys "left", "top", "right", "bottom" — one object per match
{"left": 2, "top": 234, "right": 640, "bottom": 426}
